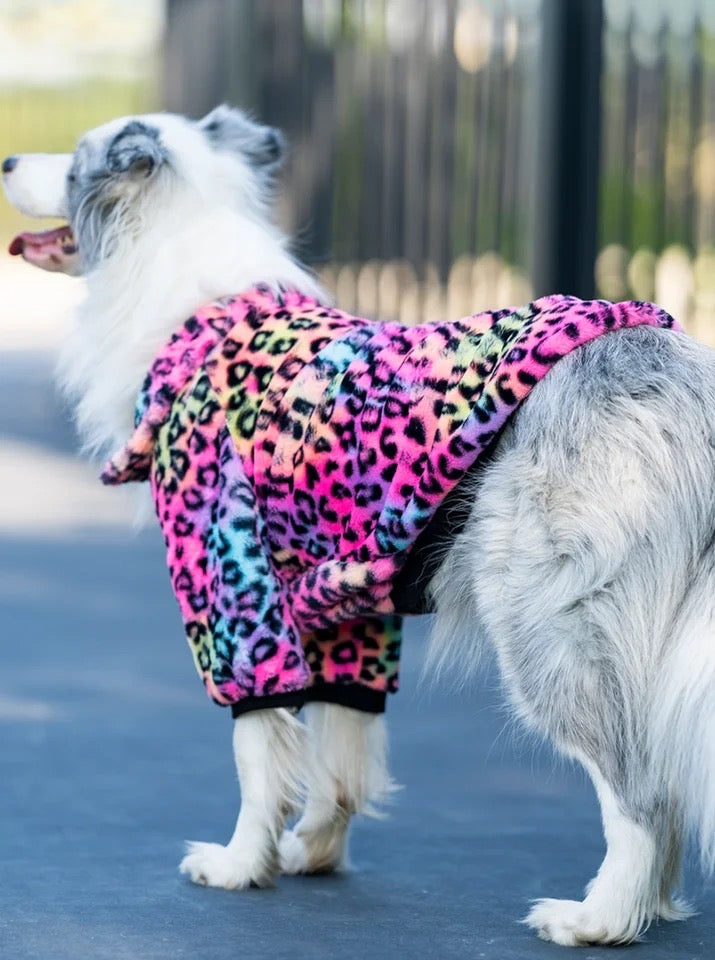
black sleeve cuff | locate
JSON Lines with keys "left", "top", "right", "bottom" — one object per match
{"left": 229, "top": 684, "right": 387, "bottom": 718}
{"left": 230, "top": 691, "right": 306, "bottom": 718}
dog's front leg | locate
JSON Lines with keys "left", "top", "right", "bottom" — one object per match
{"left": 180, "top": 707, "right": 303, "bottom": 889}
{"left": 280, "top": 703, "right": 394, "bottom": 874}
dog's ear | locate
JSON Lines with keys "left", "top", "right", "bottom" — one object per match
{"left": 199, "top": 105, "right": 286, "bottom": 171}
{"left": 106, "top": 121, "right": 165, "bottom": 179}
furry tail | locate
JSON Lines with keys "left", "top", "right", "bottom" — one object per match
{"left": 425, "top": 502, "right": 487, "bottom": 685}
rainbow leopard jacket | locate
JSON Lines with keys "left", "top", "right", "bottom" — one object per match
{"left": 102, "top": 288, "right": 678, "bottom": 716}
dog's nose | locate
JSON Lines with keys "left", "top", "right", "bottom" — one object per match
{"left": 2, "top": 156, "right": 18, "bottom": 174}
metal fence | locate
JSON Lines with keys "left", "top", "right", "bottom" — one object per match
{"left": 165, "top": 0, "right": 543, "bottom": 321}
{"left": 163, "top": 0, "right": 715, "bottom": 341}
{"left": 598, "top": 1, "right": 715, "bottom": 341}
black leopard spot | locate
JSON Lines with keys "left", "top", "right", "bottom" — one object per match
{"left": 197, "top": 463, "right": 220, "bottom": 487}
{"left": 250, "top": 638, "right": 279, "bottom": 664}
{"left": 173, "top": 514, "right": 194, "bottom": 537}
{"left": 331, "top": 640, "right": 359, "bottom": 664}
{"left": 169, "top": 449, "right": 190, "bottom": 479}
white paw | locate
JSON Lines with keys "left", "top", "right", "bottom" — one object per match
{"left": 279, "top": 829, "right": 309, "bottom": 874}
{"left": 179, "top": 840, "right": 274, "bottom": 890}
{"left": 524, "top": 898, "right": 642, "bottom": 947}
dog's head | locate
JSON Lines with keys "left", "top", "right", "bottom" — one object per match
{"left": 1, "top": 105, "right": 286, "bottom": 276}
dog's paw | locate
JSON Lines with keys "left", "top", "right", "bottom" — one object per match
{"left": 278, "top": 825, "right": 346, "bottom": 875}
{"left": 279, "top": 829, "right": 309, "bottom": 874}
{"left": 524, "top": 898, "right": 642, "bottom": 947}
{"left": 179, "top": 840, "right": 275, "bottom": 890}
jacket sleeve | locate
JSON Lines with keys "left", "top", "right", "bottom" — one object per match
{"left": 151, "top": 374, "right": 310, "bottom": 709}
{"left": 204, "top": 424, "right": 311, "bottom": 705}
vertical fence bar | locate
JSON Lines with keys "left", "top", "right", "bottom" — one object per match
{"left": 163, "top": 0, "right": 258, "bottom": 116}
{"left": 532, "top": 0, "right": 604, "bottom": 298}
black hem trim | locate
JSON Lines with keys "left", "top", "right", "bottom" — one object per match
{"left": 304, "top": 684, "right": 387, "bottom": 713}
{"left": 230, "top": 691, "right": 306, "bottom": 718}
{"left": 228, "top": 684, "right": 388, "bottom": 717}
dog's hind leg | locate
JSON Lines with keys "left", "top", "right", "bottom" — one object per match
{"left": 436, "top": 495, "right": 689, "bottom": 946}
{"left": 180, "top": 707, "right": 303, "bottom": 889}
{"left": 657, "top": 812, "right": 692, "bottom": 922}
{"left": 280, "top": 703, "right": 394, "bottom": 874}
{"left": 429, "top": 327, "right": 714, "bottom": 943}
{"left": 480, "top": 547, "right": 679, "bottom": 944}
{"left": 525, "top": 763, "right": 679, "bottom": 945}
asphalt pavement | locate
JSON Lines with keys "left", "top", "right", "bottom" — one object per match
{"left": 1, "top": 350, "right": 714, "bottom": 960}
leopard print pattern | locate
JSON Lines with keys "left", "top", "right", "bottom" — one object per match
{"left": 103, "top": 288, "right": 679, "bottom": 710}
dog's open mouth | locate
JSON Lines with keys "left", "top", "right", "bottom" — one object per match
{"left": 9, "top": 224, "right": 79, "bottom": 272}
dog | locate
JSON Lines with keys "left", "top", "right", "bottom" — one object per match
{"left": 4, "top": 105, "right": 715, "bottom": 948}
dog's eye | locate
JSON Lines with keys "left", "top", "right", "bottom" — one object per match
{"left": 205, "top": 121, "right": 220, "bottom": 133}
{"left": 67, "top": 173, "right": 77, "bottom": 183}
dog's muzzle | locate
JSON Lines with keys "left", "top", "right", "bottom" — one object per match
{"left": 2, "top": 152, "right": 81, "bottom": 274}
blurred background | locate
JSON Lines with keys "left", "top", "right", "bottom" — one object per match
{"left": 2, "top": 0, "right": 715, "bottom": 348}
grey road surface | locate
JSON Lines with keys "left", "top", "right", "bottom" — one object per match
{"left": 1, "top": 353, "right": 713, "bottom": 960}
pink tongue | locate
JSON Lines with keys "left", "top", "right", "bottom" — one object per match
{"left": 9, "top": 225, "right": 75, "bottom": 256}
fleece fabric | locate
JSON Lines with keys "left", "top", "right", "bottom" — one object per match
{"left": 102, "top": 288, "right": 678, "bottom": 714}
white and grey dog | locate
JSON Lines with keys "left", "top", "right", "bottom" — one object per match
{"left": 4, "top": 106, "right": 715, "bottom": 948}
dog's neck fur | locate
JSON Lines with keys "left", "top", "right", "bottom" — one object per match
{"left": 57, "top": 198, "right": 323, "bottom": 458}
